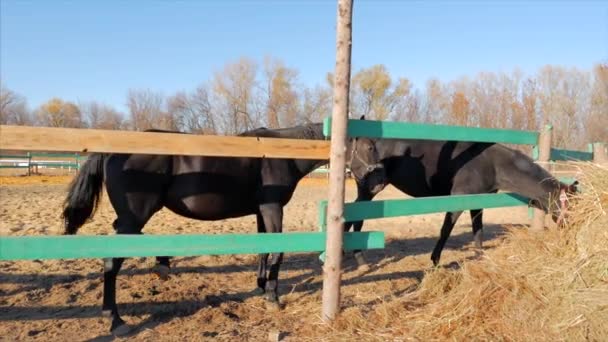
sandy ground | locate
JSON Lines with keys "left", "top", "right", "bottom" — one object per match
{"left": 0, "top": 175, "right": 530, "bottom": 341}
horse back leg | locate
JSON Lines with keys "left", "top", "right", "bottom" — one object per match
{"left": 102, "top": 217, "right": 144, "bottom": 335}
{"left": 470, "top": 209, "right": 484, "bottom": 249}
{"left": 258, "top": 203, "right": 283, "bottom": 309}
{"left": 255, "top": 213, "right": 269, "bottom": 295}
{"left": 350, "top": 186, "right": 375, "bottom": 268}
{"left": 103, "top": 185, "right": 164, "bottom": 334}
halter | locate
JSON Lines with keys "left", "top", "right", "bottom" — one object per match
{"left": 348, "top": 138, "right": 384, "bottom": 181}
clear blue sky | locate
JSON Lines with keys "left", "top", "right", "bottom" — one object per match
{"left": 1, "top": 1, "right": 606, "bottom": 114}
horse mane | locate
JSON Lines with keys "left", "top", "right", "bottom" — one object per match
{"left": 239, "top": 123, "right": 325, "bottom": 140}
{"left": 144, "top": 123, "right": 325, "bottom": 141}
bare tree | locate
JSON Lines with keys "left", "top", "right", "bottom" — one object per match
{"left": 536, "top": 65, "right": 591, "bottom": 147}
{"left": 0, "top": 85, "right": 32, "bottom": 125}
{"left": 300, "top": 84, "right": 332, "bottom": 124}
{"left": 212, "top": 57, "right": 260, "bottom": 135}
{"left": 586, "top": 63, "right": 608, "bottom": 143}
{"left": 127, "top": 89, "right": 176, "bottom": 131}
{"left": 80, "top": 101, "right": 125, "bottom": 130}
{"left": 167, "top": 85, "right": 217, "bottom": 134}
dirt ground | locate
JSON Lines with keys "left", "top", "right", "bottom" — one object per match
{"left": 0, "top": 175, "right": 530, "bottom": 341}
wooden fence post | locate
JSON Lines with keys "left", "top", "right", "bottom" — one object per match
{"left": 322, "top": 0, "right": 353, "bottom": 322}
{"left": 531, "top": 124, "right": 552, "bottom": 231}
{"left": 593, "top": 142, "right": 607, "bottom": 165}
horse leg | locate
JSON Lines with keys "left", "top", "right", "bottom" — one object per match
{"left": 470, "top": 209, "right": 483, "bottom": 249}
{"left": 103, "top": 187, "right": 163, "bottom": 334}
{"left": 430, "top": 211, "right": 463, "bottom": 266}
{"left": 153, "top": 256, "right": 171, "bottom": 280}
{"left": 350, "top": 186, "right": 374, "bottom": 268}
{"left": 259, "top": 203, "right": 283, "bottom": 309}
{"left": 102, "top": 257, "right": 129, "bottom": 335}
{"left": 255, "top": 213, "right": 269, "bottom": 295}
{"left": 102, "top": 218, "right": 145, "bottom": 335}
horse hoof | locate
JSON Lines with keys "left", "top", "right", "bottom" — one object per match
{"left": 353, "top": 253, "right": 367, "bottom": 268}
{"left": 431, "top": 259, "right": 440, "bottom": 267}
{"left": 112, "top": 323, "right": 132, "bottom": 337}
{"left": 357, "top": 264, "right": 371, "bottom": 272}
{"left": 265, "top": 300, "right": 281, "bottom": 312}
{"left": 152, "top": 264, "right": 170, "bottom": 281}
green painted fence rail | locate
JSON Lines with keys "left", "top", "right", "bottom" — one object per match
{"left": 323, "top": 118, "right": 539, "bottom": 145}
{"left": 549, "top": 148, "right": 594, "bottom": 162}
{"left": 532, "top": 146, "right": 594, "bottom": 162}
{"left": 0, "top": 232, "right": 385, "bottom": 261}
{"left": 0, "top": 152, "right": 85, "bottom": 172}
{"left": 319, "top": 193, "right": 530, "bottom": 229}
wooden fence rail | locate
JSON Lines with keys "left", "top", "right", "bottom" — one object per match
{"left": 0, "top": 125, "right": 330, "bottom": 160}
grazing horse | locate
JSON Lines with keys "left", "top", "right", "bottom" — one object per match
{"left": 61, "top": 122, "right": 386, "bottom": 335}
{"left": 346, "top": 139, "right": 578, "bottom": 267}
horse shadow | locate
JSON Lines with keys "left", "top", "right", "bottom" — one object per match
{"left": 0, "top": 223, "right": 524, "bottom": 339}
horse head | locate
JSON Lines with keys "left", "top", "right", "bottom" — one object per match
{"left": 347, "top": 115, "right": 386, "bottom": 195}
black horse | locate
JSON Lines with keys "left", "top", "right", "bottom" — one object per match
{"left": 346, "top": 139, "right": 578, "bottom": 267}
{"left": 61, "top": 122, "right": 386, "bottom": 335}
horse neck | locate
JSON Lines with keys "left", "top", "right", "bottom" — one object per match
{"left": 375, "top": 139, "right": 407, "bottom": 160}
{"left": 294, "top": 159, "right": 328, "bottom": 178}
{"left": 280, "top": 123, "right": 328, "bottom": 179}
{"left": 494, "top": 146, "right": 561, "bottom": 209}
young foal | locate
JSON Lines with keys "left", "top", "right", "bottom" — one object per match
{"left": 62, "top": 123, "right": 385, "bottom": 335}
{"left": 346, "top": 139, "right": 578, "bottom": 267}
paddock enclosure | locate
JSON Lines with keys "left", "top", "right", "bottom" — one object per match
{"left": 1, "top": 118, "right": 605, "bottom": 341}
{"left": 2, "top": 0, "right": 607, "bottom": 339}
{"left": 0, "top": 175, "right": 533, "bottom": 341}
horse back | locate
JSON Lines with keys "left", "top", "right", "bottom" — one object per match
{"left": 381, "top": 140, "right": 497, "bottom": 196}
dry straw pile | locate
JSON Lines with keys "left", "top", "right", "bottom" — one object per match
{"left": 328, "top": 162, "right": 607, "bottom": 341}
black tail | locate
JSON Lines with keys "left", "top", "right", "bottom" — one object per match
{"left": 61, "top": 153, "right": 106, "bottom": 235}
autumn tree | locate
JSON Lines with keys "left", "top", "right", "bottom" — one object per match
{"left": 521, "top": 77, "right": 538, "bottom": 131}
{"left": 263, "top": 57, "right": 299, "bottom": 128}
{"left": 422, "top": 78, "right": 448, "bottom": 124}
{"left": 350, "top": 65, "right": 411, "bottom": 121}
{"left": 449, "top": 91, "right": 469, "bottom": 126}
{"left": 213, "top": 57, "right": 260, "bottom": 135}
{"left": 35, "top": 98, "right": 83, "bottom": 128}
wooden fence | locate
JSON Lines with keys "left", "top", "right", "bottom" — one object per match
{"left": 0, "top": 123, "right": 385, "bottom": 262}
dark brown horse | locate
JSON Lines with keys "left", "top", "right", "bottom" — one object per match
{"left": 61, "top": 122, "right": 386, "bottom": 335}
{"left": 347, "top": 139, "right": 578, "bottom": 267}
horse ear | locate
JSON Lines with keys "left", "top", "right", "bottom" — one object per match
{"left": 360, "top": 115, "right": 366, "bottom": 121}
